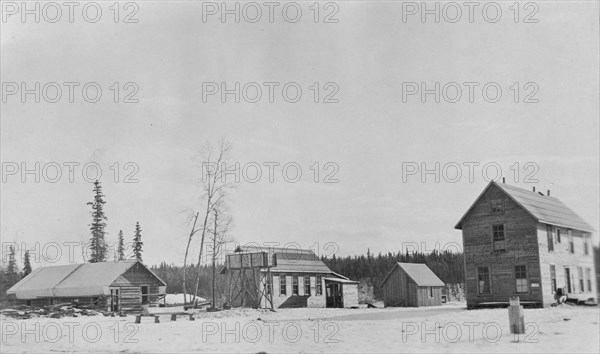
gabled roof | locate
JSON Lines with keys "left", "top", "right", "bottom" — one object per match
{"left": 7, "top": 261, "right": 165, "bottom": 299}
{"left": 235, "top": 246, "right": 334, "bottom": 274}
{"left": 381, "top": 262, "right": 445, "bottom": 287}
{"left": 455, "top": 181, "right": 594, "bottom": 232}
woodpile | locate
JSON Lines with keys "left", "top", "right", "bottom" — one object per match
{"left": 0, "top": 304, "right": 120, "bottom": 319}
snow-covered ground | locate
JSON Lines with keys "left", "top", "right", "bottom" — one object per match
{"left": 1, "top": 302, "right": 598, "bottom": 353}
{"left": 164, "top": 293, "right": 207, "bottom": 306}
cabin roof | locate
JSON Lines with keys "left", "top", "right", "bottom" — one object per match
{"left": 455, "top": 181, "right": 594, "bottom": 232}
{"left": 235, "top": 246, "right": 335, "bottom": 274}
{"left": 6, "top": 261, "right": 165, "bottom": 300}
{"left": 381, "top": 262, "right": 445, "bottom": 287}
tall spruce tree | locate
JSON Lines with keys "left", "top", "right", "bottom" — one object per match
{"left": 22, "top": 250, "right": 32, "bottom": 278}
{"left": 117, "top": 230, "right": 125, "bottom": 261}
{"left": 132, "top": 222, "right": 143, "bottom": 262}
{"left": 6, "top": 246, "right": 19, "bottom": 286}
{"left": 87, "top": 180, "right": 108, "bottom": 263}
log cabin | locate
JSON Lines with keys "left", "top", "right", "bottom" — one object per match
{"left": 380, "top": 262, "right": 445, "bottom": 307}
{"left": 455, "top": 181, "right": 597, "bottom": 308}
{"left": 222, "top": 246, "right": 359, "bottom": 309}
{"left": 6, "top": 260, "right": 166, "bottom": 312}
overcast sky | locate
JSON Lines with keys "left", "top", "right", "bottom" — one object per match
{"left": 1, "top": 1, "right": 598, "bottom": 267}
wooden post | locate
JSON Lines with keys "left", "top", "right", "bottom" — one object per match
{"left": 508, "top": 297, "right": 525, "bottom": 334}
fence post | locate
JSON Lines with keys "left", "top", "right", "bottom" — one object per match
{"left": 508, "top": 296, "right": 525, "bottom": 334}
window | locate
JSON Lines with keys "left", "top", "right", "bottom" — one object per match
{"left": 550, "top": 265, "right": 557, "bottom": 293}
{"left": 428, "top": 286, "right": 434, "bottom": 298}
{"left": 477, "top": 267, "right": 491, "bottom": 294}
{"left": 292, "top": 276, "right": 299, "bottom": 295}
{"left": 280, "top": 274, "right": 287, "bottom": 295}
{"left": 490, "top": 199, "right": 504, "bottom": 212}
{"left": 304, "top": 276, "right": 311, "bottom": 296}
{"left": 141, "top": 286, "right": 148, "bottom": 304}
{"left": 578, "top": 267, "right": 584, "bottom": 293}
{"left": 316, "top": 276, "right": 322, "bottom": 296}
{"left": 584, "top": 237, "right": 589, "bottom": 255}
{"left": 568, "top": 233, "right": 574, "bottom": 254}
{"left": 586, "top": 268, "right": 592, "bottom": 292}
{"left": 515, "top": 265, "right": 528, "bottom": 293}
{"left": 492, "top": 225, "right": 506, "bottom": 252}
{"left": 556, "top": 229, "right": 561, "bottom": 243}
{"left": 546, "top": 225, "right": 554, "bottom": 252}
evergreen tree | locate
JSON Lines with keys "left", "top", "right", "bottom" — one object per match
{"left": 6, "top": 246, "right": 20, "bottom": 286}
{"left": 87, "top": 180, "right": 108, "bottom": 263}
{"left": 117, "top": 230, "right": 125, "bottom": 261}
{"left": 133, "top": 222, "right": 143, "bottom": 262}
{"left": 22, "top": 250, "right": 32, "bottom": 278}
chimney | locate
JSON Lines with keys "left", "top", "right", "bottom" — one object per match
{"left": 547, "top": 190, "right": 551, "bottom": 196}
{"left": 502, "top": 177, "right": 505, "bottom": 184}
{"left": 533, "top": 186, "right": 536, "bottom": 192}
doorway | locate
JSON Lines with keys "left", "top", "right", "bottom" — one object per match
{"left": 325, "top": 282, "right": 343, "bottom": 308}
{"left": 110, "top": 288, "right": 119, "bottom": 312}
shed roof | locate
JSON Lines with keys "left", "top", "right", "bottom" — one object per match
{"left": 455, "top": 181, "right": 594, "bottom": 232}
{"left": 381, "top": 262, "right": 445, "bottom": 287}
{"left": 235, "top": 246, "right": 334, "bottom": 274}
{"left": 6, "top": 261, "right": 165, "bottom": 299}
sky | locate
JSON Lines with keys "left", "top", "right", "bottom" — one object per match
{"left": 1, "top": 1, "right": 599, "bottom": 268}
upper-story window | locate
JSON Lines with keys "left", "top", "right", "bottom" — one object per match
{"left": 492, "top": 224, "right": 506, "bottom": 252}
{"left": 584, "top": 236, "right": 589, "bottom": 255}
{"left": 490, "top": 199, "right": 504, "bottom": 213}
{"left": 556, "top": 229, "right": 561, "bottom": 243}
{"left": 568, "top": 233, "right": 574, "bottom": 254}
{"left": 546, "top": 225, "right": 554, "bottom": 252}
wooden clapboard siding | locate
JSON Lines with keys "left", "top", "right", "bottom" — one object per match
{"left": 461, "top": 183, "right": 542, "bottom": 307}
{"left": 459, "top": 182, "right": 598, "bottom": 308}
{"left": 416, "top": 287, "right": 443, "bottom": 306}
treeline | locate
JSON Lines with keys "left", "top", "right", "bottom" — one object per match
{"left": 150, "top": 262, "right": 227, "bottom": 302}
{"left": 322, "top": 249, "right": 465, "bottom": 299}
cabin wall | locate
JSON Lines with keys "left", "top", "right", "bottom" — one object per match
{"left": 461, "top": 184, "right": 543, "bottom": 307}
{"left": 537, "top": 224, "right": 597, "bottom": 305}
{"left": 110, "top": 263, "right": 166, "bottom": 311}
{"left": 416, "top": 286, "right": 443, "bottom": 306}
{"left": 382, "top": 267, "right": 412, "bottom": 307}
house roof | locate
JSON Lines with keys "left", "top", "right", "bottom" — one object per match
{"left": 455, "top": 181, "right": 594, "bottom": 232}
{"left": 6, "top": 261, "right": 165, "bottom": 300}
{"left": 381, "top": 262, "right": 445, "bottom": 287}
{"left": 234, "top": 246, "right": 335, "bottom": 274}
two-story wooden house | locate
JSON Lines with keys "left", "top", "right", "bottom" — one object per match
{"left": 455, "top": 181, "right": 597, "bottom": 308}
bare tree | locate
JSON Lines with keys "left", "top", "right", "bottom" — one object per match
{"left": 208, "top": 203, "right": 232, "bottom": 309}
{"left": 191, "top": 139, "right": 234, "bottom": 303}
{"left": 182, "top": 211, "right": 199, "bottom": 305}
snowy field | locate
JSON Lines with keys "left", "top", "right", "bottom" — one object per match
{"left": 1, "top": 302, "right": 598, "bottom": 353}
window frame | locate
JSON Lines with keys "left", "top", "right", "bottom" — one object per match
{"left": 477, "top": 266, "right": 491, "bottom": 295}
{"left": 578, "top": 267, "right": 584, "bottom": 293}
{"left": 492, "top": 224, "right": 506, "bottom": 252}
{"left": 546, "top": 225, "right": 554, "bottom": 252}
{"left": 304, "top": 275, "right": 311, "bottom": 296}
{"left": 428, "top": 286, "right": 434, "bottom": 298}
{"left": 515, "top": 265, "right": 529, "bottom": 294}
{"left": 490, "top": 199, "right": 504, "bottom": 213}
{"left": 279, "top": 274, "right": 287, "bottom": 296}
{"left": 586, "top": 268, "right": 592, "bottom": 292}
{"left": 316, "top": 276, "right": 323, "bottom": 296}
{"left": 556, "top": 229, "right": 561, "bottom": 243}
{"left": 292, "top": 275, "right": 299, "bottom": 295}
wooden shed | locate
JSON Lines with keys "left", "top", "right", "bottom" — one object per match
{"left": 380, "top": 262, "right": 445, "bottom": 307}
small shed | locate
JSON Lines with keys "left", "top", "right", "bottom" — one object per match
{"left": 380, "top": 262, "right": 445, "bottom": 307}
{"left": 6, "top": 261, "right": 166, "bottom": 311}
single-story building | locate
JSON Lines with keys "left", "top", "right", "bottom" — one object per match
{"left": 222, "top": 246, "right": 359, "bottom": 309}
{"left": 6, "top": 260, "right": 166, "bottom": 311}
{"left": 380, "top": 262, "right": 445, "bottom": 307}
